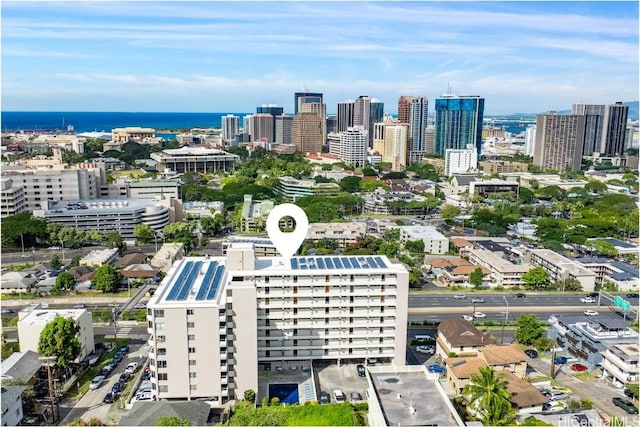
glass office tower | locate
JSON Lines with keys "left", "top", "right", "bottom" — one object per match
{"left": 435, "top": 95, "right": 485, "bottom": 158}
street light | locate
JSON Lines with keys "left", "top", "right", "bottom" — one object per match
{"left": 501, "top": 296, "right": 509, "bottom": 344}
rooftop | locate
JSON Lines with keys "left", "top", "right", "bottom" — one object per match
{"left": 18, "top": 309, "right": 87, "bottom": 327}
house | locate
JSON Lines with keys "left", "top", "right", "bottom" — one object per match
{"left": 1, "top": 351, "right": 42, "bottom": 385}
{"left": 451, "top": 238, "right": 473, "bottom": 256}
{"left": 436, "top": 318, "right": 492, "bottom": 359}
{"left": 477, "top": 344, "right": 530, "bottom": 378}
{"left": 1, "top": 386, "right": 26, "bottom": 426}
{"left": 115, "top": 253, "right": 148, "bottom": 268}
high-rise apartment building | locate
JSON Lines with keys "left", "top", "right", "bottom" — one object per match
{"left": 250, "top": 114, "right": 274, "bottom": 143}
{"left": 275, "top": 114, "right": 294, "bottom": 145}
{"left": 408, "top": 96, "right": 429, "bottom": 165}
{"left": 434, "top": 95, "right": 485, "bottom": 158}
{"left": 340, "top": 127, "right": 368, "bottom": 168}
{"left": 146, "top": 244, "right": 409, "bottom": 401}
{"left": 221, "top": 114, "right": 239, "bottom": 145}
{"left": 444, "top": 146, "right": 478, "bottom": 177}
{"left": 353, "top": 96, "right": 371, "bottom": 137}
{"left": 294, "top": 92, "right": 323, "bottom": 114}
{"left": 602, "top": 102, "right": 629, "bottom": 156}
{"left": 524, "top": 125, "right": 537, "bottom": 157}
{"left": 369, "top": 99, "right": 385, "bottom": 147}
{"left": 533, "top": 112, "right": 586, "bottom": 173}
{"left": 572, "top": 103, "right": 605, "bottom": 156}
{"left": 337, "top": 100, "right": 355, "bottom": 132}
{"left": 301, "top": 103, "right": 327, "bottom": 144}
{"left": 373, "top": 120, "right": 408, "bottom": 171}
{"left": 256, "top": 105, "right": 284, "bottom": 142}
{"left": 242, "top": 115, "right": 253, "bottom": 142}
{"left": 292, "top": 113, "right": 323, "bottom": 154}
{"left": 397, "top": 96, "right": 413, "bottom": 124}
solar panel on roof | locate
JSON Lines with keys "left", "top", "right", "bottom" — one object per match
{"left": 316, "top": 258, "right": 326, "bottom": 269}
{"left": 291, "top": 258, "right": 299, "bottom": 269}
{"left": 374, "top": 256, "right": 386, "bottom": 268}
{"left": 205, "top": 265, "right": 225, "bottom": 300}
{"left": 166, "top": 261, "right": 194, "bottom": 300}
{"left": 177, "top": 261, "right": 202, "bottom": 300}
{"left": 592, "top": 315, "right": 630, "bottom": 330}
{"left": 366, "top": 257, "right": 377, "bottom": 268}
{"left": 333, "top": 257, "right": 342, "bottom": 268}
{"left": 196, "top": 262, "right": 218, "bottom": 300}
{"left": 325, "top": 258, "right": 334, "bottom": 269}
{"left": 349, "top": 258, "right": 360, "bottom": 268}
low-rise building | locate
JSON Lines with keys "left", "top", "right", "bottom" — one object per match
{"left": 182, "top": 201, "right": 224, "bottom": 218}
{"left": 0, "top": 271, "right": 37, "bottom": 295}
{"left": 126, "top": 181, "right": 180, "bottom": 200}
{"left": 239, "top": 195, "right": 274, "bottom": 232}
{"left": 469, "top": 179, "right": 519, "bottom": 199}
{"left": 526, "top": 249, "right": 596, "bottom": 291}
{"left": 0, "top": 178, "right": 26, "bottom": 215}
{"left": 1, "top": 350, "right": 42, "bottom": 384}
{"left": 274, "top": 176, "right": 340, "bottom": 202}
{"left": 150, "top": 243, "right": 185, "bottom": 273}
{"left": 576, "top": 258, "right": 639, "bottom": 291}
{"left": 307, "top": 222, "right": 367, "bottom": 249}
{"left": 601, "top": 343, "right": 639, "bottom": 386}
{"left": 222, "top": 237, "right": 279, "bottom": 257}
{"left": 150, "top": 147, "right": 239, "bottom": 174}
{"left": 1, "top": 385, "right": 26, "bottom": 426}
{"left": 399, "top": 225, "right": 448, "bottom": 255}
{"left": 362, "top": 191, "right": 429, "bottom": 215}
{"left": 436, "top": 318, "right": 491, "bottom": 359}
{"left": 468, "top": 248, "right": 532, "bottom": 287}
{"left": 111, "top": 127, "right": 157, "bottom": 143}
{"left": 18, "top": 308, "right": 94, "bottom": 362}
{"left": 80, "top": 248, "right": 119, "bottom": 267}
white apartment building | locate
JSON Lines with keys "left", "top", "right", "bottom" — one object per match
{"left": 307, "top": 222, "right": 367, "bottom": 249}
{"left": 444, "top": 146, "right": 477, "bottom": 177}
{"left": 0, "top": 178, "right": 26, "bottom": 215}
{"left": 339, "top": 127, "right": 367, "bottom": 168}
{"left": 33, "top": 134, "right": 85, "bottom": 153}
{"left": 526, "top": 249, "right": 596, "bottom": 291}
{"left": 146, "top": 244, "right": 409, "bottom": 402}
{"left": 222, "top": 114, "right": 240, "bottom": 144}
{"left": 601, "top": 343, "right": 639, "bottom": 386}
{"left": 399, "top": 225, "right": 448, "bottom": 255}
{"left": 468, "top": 248, "right": 532, "bottom": 287}
{"left": 18, "top": 308, "right": 94, "bottom": 362}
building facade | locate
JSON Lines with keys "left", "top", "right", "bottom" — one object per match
{"left": 408, "top": 96, "right": 429, "bottom": 165}
{"left": 294, "top": 92, "right": 323, "bottom": 114}
{"left": 337, "top": 100, "right": 355, "bottom": 133}
{"left": 145, "top": 245, "right": 409, "bottom": 401}
{"left": 275, "top": 177, "right": 340, "bottom": 202}
{"left": 602, "top": 102, "right": 629, "bottom": 156}
{"left": 399, "top": 225, "right": 448, "bottom": 255}
{"left": 434, "top": 95, "right": 485, "bottom": 158}
{"left": 150, "top": 147, "right": 238, "bottom": 174}
{"left": 275, "top": 114, "right": 294, "bottom": 146}
{"left": 533, "top": 112, "right": 586, "bottom": 173}
{"left": 397, "top": 96, "right": 413, "bottom": 124}
{"left": 0, "top": 178, "right": 26, "bottom": 216}
{"left": 292, "top": 113, "right": 323, "bottom": 154}
{"left": 222, "top": 114, "right": 240, "bottom": 145}
{"left": 339, "top": 127, "right": 368, "bottom": 168}
{"left": 444, "top": 146, "right": 477, "bottom": 177}
{"left": 300, "top": 103, "right": 327, "bottom": 144}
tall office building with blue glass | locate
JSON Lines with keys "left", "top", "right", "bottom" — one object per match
{"left": 434, "top": 95, "right": 485, "bottom": 158}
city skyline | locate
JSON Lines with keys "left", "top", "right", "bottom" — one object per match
{"left": 1, "top": 1, "right": 638, "bottom": 114}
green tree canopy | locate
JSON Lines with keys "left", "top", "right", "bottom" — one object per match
{"left": 339, "top": 176, "right": 362, "bottom": 193}
{"left": 0, "top": 212, "right": 48, "bottom": 249}
{"left": 404, "top": 239, "right": 425, "bottom": 253}
{"left": 463, "top": 366, "right": 515, "bottom": 426}
{"left": 105, "top": 231, "right": 127, "bottom": 255}
{"left": 584, "top": 180, "right": 608, "bottom": 194}
{"left": 49, "top": 253, "right": 61, "bottom": 270}
{"left": 53, "top": 272, "right": 76, "bottom": 293}
{"left": 92, "top": 265, "right": 121, "bottom": 293}
{"left": 133, "top": 224, "right": 155, "bottom": 244}
{"left": 522, "top": 267, "right": 550, "bottom": 290}
{"left": 440, "top": 204, "right": 461, "bottom": 221}
{"left": 469, "top": 267, "right": 484, "bottom": 288}
{"left": 515, "top": 313, "right": 544, "bottom": 345}
{"left": 38, "top": 316, "right": 80, "bottom": 367}
{"left": 244, "top": 389, "right": 256, "bottom": 403}
{"left": 156, "top": 416, "right": 192, "bottom": 426}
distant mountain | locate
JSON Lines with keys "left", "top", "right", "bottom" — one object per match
{"left": 496, "top": 101, "right": 638, "bottom": 121}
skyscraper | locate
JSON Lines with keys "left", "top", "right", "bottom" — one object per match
{"left": 407, "top": 96, "right": 428, "bottom": 165}
{"left": 275, "top": 114, "right": 294, "bottom": 145}
{"left": 572, "top": 103, "right": 605, "bottom": 156}
{"left": 221, "top": 114, "right": 239, "bottom": 145}
{"left": 373, "top": 120, "right": 408, "bottom": 171}
{"left": 256, "top": 105, "right": 284, "bottom": 142}
{"left": 369, "top": 98, "right": 385, "bottom": 147}
{"left": 294, "top": 92, "right": 323, "bottom": 114}
{"left": 337, "top": 100, "right": 355, "bottom": 132}
{"left": 434, "top": 94, "right": 485, "bottom": 158}
{"left": 251, "top": 113, "right": 274, "bottom": 142}
{"left": 340, "top": 127, "right": 368, "bottom": 168}
{"left": 301, "top": 102, "right": 327, "bottom": 144}
{"left": 397, "top": 96, "right": 413, "bottom": 124}
{"left": 601, "top": 102, "right": 629, "bottom": 156}
{"left": 292, "top": 113, "right": 323, "bottom": 154}
{"left": 533, "top": 112, "right": 586, "bottom": 173}
{"left": 353, "top": 96, "right": 371, "bottom": 133}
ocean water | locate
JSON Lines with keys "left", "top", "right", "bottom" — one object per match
{"left": 1, "top": 111, "right": 250, "bottom": 133}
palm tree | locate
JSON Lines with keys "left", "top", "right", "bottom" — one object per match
{"left": 463, "top": 366, "right": 515, "bottom": 426}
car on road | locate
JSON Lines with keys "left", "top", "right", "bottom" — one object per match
{"left": 453, "top": 294, "right": 466, "bottom": 299}
{"left": 100, "top": 365, "right": 113, "bottom": 376}
{"left": 319, "top": 391, "right": 330, "bottom": 404}
{"left": 21, "top": 253, "right": 32, "bottom": 258}
{"left": 0, "top": 308, "right": 14, "bottom": 314}
{"left": 49, "top": 246, "right": 61, "bottom": 250}
{"left": 356, "top": 364, "right": 366, "bottom": 377}
{"left": 543, "top": 401, "right": 566, "bottom": 412}
{"left": 350, "top": 392, "right": 363, "bottom": 403}
{"left": 612, "top": 397, "right": 639, "bottom": 414}
{"left": 333, "top": 389, "right": 345, "bottom": 403}
{"left": 626, "top": 293, "right": 639, "bottom": 298}
{"left": 473, "top": 312, "right": 486, "bottom": 318}
{"left": 428, "top": 364, "right": 445, "bottom": 374}
{"left": 570, "top": 363, "right": 588, "bottom": 372}
{"left": 471, "top": 297, "right": 485, "bottom": 303}
{"left": 512, "top": 293, "right": 526, "bottom": 298}
{"left": 119, "top": 345, "right": 129, "bottom": 353}
{"left": 112, "top": 381, "right": 126, "bottom": 394}
{"left": 524, "top": 349, "right": 538, "bottom": 359}
{"left": 580, "top": 297, "right": 596, "bottom": 303}
{"left": 119, "top": 372, "right": 131, "bottom": 382}
{"left": 89, "top": 375, "right": 105, "bottom": 390}
{"left": 554, "top": 356, "right": 568, "bottom": 365}
{"left": 545, "top": 390, "right": 569, "bottom": 401}
{"left": 461, "top": 314, "right": 474, "bottom": 321}
{"left": 584, "top": 310, "right": 599, "bottom": 316}
{"left": 103, "top": 391, "right": 118, "bottom": 404}
{"left": 416, "top": 346, "right": 435, "bottom": 354}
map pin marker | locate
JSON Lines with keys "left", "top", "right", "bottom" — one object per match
{"left": 266, "top": 203, "right": 309, "bottom": 261}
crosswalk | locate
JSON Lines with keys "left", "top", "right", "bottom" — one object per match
{"left": 116, "top": 327, "right": 132, "bottom": 337}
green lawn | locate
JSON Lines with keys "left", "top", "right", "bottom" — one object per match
{"left": 229, "top": 401, "right": 367, "bottom": 426}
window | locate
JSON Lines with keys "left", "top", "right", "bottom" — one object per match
{"left": 325, "top": 307, "right": 329, "bottom": 314}
{"left": 158, "top": 373, "right": 168, "bottom": 381}
{"left": 293, "top": 296, "right": 298, "bottom": 304}
{"left": 189, "top": 360, "right": 196, "bottom": 366}
{"left": 380, "top": 295, "right": 385, "bottom": 302}
{"left": 325, "top": 275, "right": 330, "bottom": 282}
{"left": 293, "top": 276, "right": 298, "bottom": 283}
{"left": 293, "top": 318, "right": 298, "bottom": 325}
{"left": 381, "top": 274, "right": 386, "bottom": 282}
{"left": 157, "top": 361, "right": 167, "bottom": 368}
{"left": 265, "top": 351, "right": 270, "bottom": 357}
{"left": 380, "top": 306, "right": 384, "bottom": 313}
{"left": 350, "top": 307, "right": 354, "bottom": 313}
{"left": 188, "top": 347, "right": 196, "bottom": 354}
{"left": 265, "top": 287, "right": 270, "bottom": 294}
{"left": 189, "top": 372, "right": 197, "bottom": 378}
{"left": 350, "top": 275, "right": 355, "bottom": 282}
{"left": 293, "top": 349, "right": 298, "bottom": 356}
{"left": 293, "top": 339, "right": 298, "bottom": 346}
{"left": 155, "top": 322, "right": 165, "bottom": 330}
{"left": 154, "top": 309, "right": 164, "bottom": 317}
{"left": 188, "top": 335, "right": 195, "bottom": 341}
{"left": 325, "top": 296, "right": 329, "bottom": 304}
{"left": 293, "top": 307, "right": 298, "bottom": 315}
{"left": 350, "top": 285, "right": 354, "bottom": 293}
{"left": 159, "top": 385, "right": 168, "bottom": 393}
{"left": 190, "top": 385, "right": 197, "bottom": 391}
{"left": 157, "top": 335, "right": 166, "bottom": 344}
{"left": 187, "top": 322, "right": 195, "bottom": 328}
{"left": 293, "top": 286, "right": 298, "bottom": 294}
{"left": 265, "top": 298, "right": 270, "bottom": 305}
{"left": 325, "top": 285, "right": 330, "bottom": 293}
{"left": 157, "top": 348, "right": 167, "bottom": 356}
{"left": 265, "top": 276, "right": 270, "bottom": 283}
{"left": 187, "top": 309, "right": 194, "bottom": 315}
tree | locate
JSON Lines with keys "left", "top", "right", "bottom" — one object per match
{"left": 339, "top": 176, "right": 362, "bottom": 193}
{"left": 244, "top": 389, "right": 256, "bottom": 403}
{"left": 463, "top": 366, "right": 515, "bottom": 426}
{"left": 584, "top": 180, "right": 608, "bottom": 194}
{"left": 38, "top": 316, "right": 81, "bottom": 367}
{"left": 133, "top": 224, "right": 155, "bottom": 244}
{"left": 515, "top": 313, "right": 543, "bottom": 345}
{"left": 105, "top": 231, "right": 127, "bottom": 255}
{"left": 440, "top": 204, "right": 461, "bottom": 222}
{"left": 68, "top": 255, "right": 82, "bottom": 268}
{"left": 522, "top": 267, "right": 550, "bottom": 290}
{"left": 49, "top": 253, "right": 61, "bottom": 270}
{"left": 156, "top": 416, "right": 192, "bottom": 426}
{"left": 92, "top": 265, "right": 121, "bottom": 293}
{"left": 404, "top": 239, "right": 425, "bottom": 253}
{"left": 590, "top": 239, "right": 618, "bottom": 257}
{"left": 53, "top": 272, "right": 76, "bottom": 293}
{"left": 469, "top": 267, "right": 484, "bottom": 288}
{"left": 533, "top": 336, "right": 553, "bottom": 352}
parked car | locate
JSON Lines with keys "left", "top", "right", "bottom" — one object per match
{"left": 333, "top": 389, "right": 345, "bottom": 403}
{"left": 524, "top": 349, "right": 538, "bottom": 359}
{"left": 453, "top": 294, "right": 466, "bottom": 299}
{"left": 350, "top": 392, "right": 363, "bottom": 403}
{"left": 612, "top": 397, "right": 639, "bottom": 414}
{"left": 583, "top": 310, "right": 599, "bottom": 316}
{"left": 141, "top": 371, "right": 151, "bottom": 381}
{"left": 626, "top": 293, "right": 639, "bottom": 298}
{"left": 125, "top": 362, "right": 138, "bottom": 373}
{"left": 89, "top": 375, "right": 105, "bottom": 390}
{"left": 103, "top": 392, "right": 118, "bottom": 404}
{"left": 546, "top": 391, "right": 569, "bottom": 401}
{"left": 119, "top": 345, "right": 130, "bottom": 353}
{"left": 131, "top": 391, "right": 155, "bottom": 403}
{"left": 554, "top": 356, "right": 568, "bottom": 365}
{"left": 473, "top": 312, "right": 486, "bottom": 318}
{"left": 512, "top": 293, "right": 526, "bottom": 298}
{"left": 21, "top": 253, "right": 32, "bottom": 258}
{"left": 580, "top": 297, "right": 596, "bottom": 303}
{"left": 461, "top": 315, "right": 474, "bottom": 321}
{"left": 571, "top": 363, "right": 588, "bottom": 372}
{"left": 428, "top": 364, "right": 445, "bottom": 374}
{"left": 471, "top": 297, "right": 485, "bottom": 303}
{"left": 356, "top": 364, "right": 366, "bottom": 377}
{"left": 99, "top": 366, "right": 112, "bottom": 377}
{"left": 543, "top": 401, "right": 566, "bottom": 412}
{"left": 119, "top": 372, "right": 131, "bottom": 382}
{"left": 416, "top": 346, "right": 435, "bottom": 354}
{"left": 111, "top": 381, "right": 126, "bottom": 394}
{"left": 319, "top": 391, "right": 330, "bottom": 404}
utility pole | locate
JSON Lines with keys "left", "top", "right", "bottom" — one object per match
{"left": 112, "top": 307, "right": 118, "bottom": 339}
{"left": 501, "top": 296, "right": 509, "bottom": 345}
{"left": 39, "top": 356, "right": 57, "bottom": 424}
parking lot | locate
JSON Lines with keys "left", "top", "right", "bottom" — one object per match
{"left": 314, "top": 360, "right": 369, "bottom": 403}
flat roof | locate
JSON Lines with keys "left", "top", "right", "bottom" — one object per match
{"left": 532, "top": 249, "right": 596, "bottom": 277}
{"left": 19, "top": 309, "right": 86, "bottom": 327}
{"left": 370, "top": 369, "right": 460, "bottom": 426}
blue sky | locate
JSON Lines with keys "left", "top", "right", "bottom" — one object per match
{"left": 2, "top": 1, "right": 638, "bottom": 114}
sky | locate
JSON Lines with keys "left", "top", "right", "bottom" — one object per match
{"left": 1, "top": 1, "right": 638, "bottom": 115}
